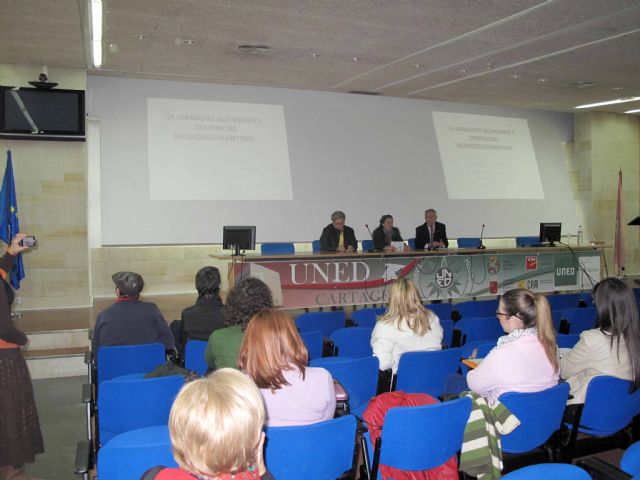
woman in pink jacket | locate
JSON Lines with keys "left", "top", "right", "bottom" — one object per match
{"left": 467, "top": 288, "right": 559, "bottom": 405}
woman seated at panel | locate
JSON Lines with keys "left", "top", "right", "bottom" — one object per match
{"left": 372, "top": 214, "right": 404, "bottom": 252}
{"left": 371, "top": 278, "right": 443, "bottom": 378}
{"left": 238, "top": 309, "right": 336, "bottom": 427}
{"left": 560, "top": 278, "right": 640, "bottom": 405}
{"left": 467, "top": 288, "right": 559, "bottom": 405}
{"left": 143, "top": 368, "right": 274, "bottom": 480}
{"left": 172, "top": 266, "right": 225, "bottom": 352}
{"left": 205, "top": 277, "right": 273, "bottom": 371}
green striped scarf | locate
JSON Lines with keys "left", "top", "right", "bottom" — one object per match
{"left": 459, "top": 392, "right": 520, "bottom": 480}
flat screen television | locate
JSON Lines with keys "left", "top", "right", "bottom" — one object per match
{"left": 223, "top": 226, "right": 256, "bottom": 256}
{"left": 539, "top": 222, "right": 561, "bottom": 246}
{"left": 0, "top": 87, "right": 85, "bottom": 141}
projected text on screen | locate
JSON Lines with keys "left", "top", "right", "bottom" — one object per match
{"left": 147, "top": 98, "right": 293, "bottom": 200}
{"left": 432, "top": 111, "right": 544, "bottom": 200}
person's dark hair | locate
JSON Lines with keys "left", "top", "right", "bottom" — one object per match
{"left": 223, "top": 277, "right": 273, "bottom": 331}
{"left": 593, "top": 278, "right": 640, "bottom": 392}
{"left": 379, "top": 214, "right": 393, "bottom": 225}
{"left": 501, "top": 288, "right": 558, "bottom": 372}
{"left": 195, "top": 266, "right": 221, "bottom": 297}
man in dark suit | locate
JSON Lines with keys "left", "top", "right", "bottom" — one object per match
{"left": 320, "top": 211, "right": 358, "bottom": 253}
{"left": 415, "top": 209, "right": 449, "bottom": 250}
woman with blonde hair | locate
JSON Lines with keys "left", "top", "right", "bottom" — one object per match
{"left": 143, "top": 368, "right": 273, "bottom": 480}
{"left": 371, "top": 278, "right": 443, "bottom": 374}
{"left": 238, "top": 309, "right": 336, "bottom": 427}
{"left": 467, "top": 288, "right": 559, "bottom": 405}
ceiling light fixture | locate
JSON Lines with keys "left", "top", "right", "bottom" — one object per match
{"left": 509, "top": 74, "right": 521, "bottom": 79}
{"left": 309, "top": 52, "right": 319, "bottom": 58}
{"left": 575, "top": 97, "right": 640, "bottom": 109}
{"left": 567, "top": 82, "right": 596, "bottom": 88}
{"left": 613, "top": 86, "right": 624, "bottom": 91}
{"left": 352, "top": 57, "right": 360, "bottom": 62}
{"left": 537, "top": 77, "right": 549, "bottom": 83}
{"left": 133, "top": 34, "right": 146, "bottom": 40}
{"left": 458, "top": 68, "right": 467, "bottom": 73}
{"left": 237, "top": 44, "right": 272, "bottom": 54}
{"left": 624, "top": 109, "right": 640, "bottom": 114}
{"left": 89, "top": 0, "right": 103, "bottom": 68}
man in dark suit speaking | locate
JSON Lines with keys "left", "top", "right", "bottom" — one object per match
{"left": 415, "top": 209, "right": 449, "bottom": 250}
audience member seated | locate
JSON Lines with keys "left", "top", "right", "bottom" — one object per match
{"left": 171, "top": 266, "right": 224, "bottom": 352}
{"left": 560, "top": 278, "right": 640, "bottom": 404}
{"left": 372, "top": 214, "right": 404, "bottom": 252}
{"left": 142, "top": 368, "right": 274, "bottom": 480}
{"left": 92, "top": 271, "right": 174, "bottom": 354}
{"left": 371, "top": 278, "right": 443, "bottom": 374}
{"left": 205, "top": 277, "right": 272, "bottom": 371}
{"left": 238, "top": 309, "right": 336, "bottom": 426}
{"left": 319, "top": 210, "right": 358, "bottom": 253}
{"left": 467, "top": 288, "right": 559, "bottom": 404}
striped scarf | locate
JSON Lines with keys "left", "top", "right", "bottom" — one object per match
{"left": 459, "top": 392, "right": 520, "bottom": 479}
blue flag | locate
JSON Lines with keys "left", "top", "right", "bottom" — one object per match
{"left": 0, "top": 150, "right": 25, "bottom": 289}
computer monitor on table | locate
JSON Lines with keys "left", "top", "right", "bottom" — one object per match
{"left": 223, "top": 226, "right": 256, "bottom": 256}
{"left": 539, "top": 222, "right": 561, "bottom": 246}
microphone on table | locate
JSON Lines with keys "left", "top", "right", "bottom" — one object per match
{"left": 478, "top": 224, "right": 487, "bottom": 250}
{"left": 365, "top": 224, "right": 374, "bottom": 252}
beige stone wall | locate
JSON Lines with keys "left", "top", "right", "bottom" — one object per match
{"left": 0, "top": 64, "right": 90, "bottom": 309}
{"left": 565, "top": 112, "right": 640, "bottom": 275}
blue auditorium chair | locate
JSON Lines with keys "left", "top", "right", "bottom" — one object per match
{"left": 515, "top": 236, "right": 540, "bottom": 247}
{"left": 295, "top": 311, "right": 345, "bottom": 339}
{"left": 361, "top": 239, "right": 374, "bottom": 252}
{"left": 457, "top": 237, "right": 482, "bottom": 248}
{"left": 184, "top": 340, "right": 208, "bottom": 376}
{"left": 395, "top": 348, "right": 461, "bottom": 398}
{"left": 351, "top": 307, "right": 386, "bottom": 328}
{"left": 97, "top": 343, "right": 166, "bottom": 384}
{"left": 330, "top": 327, "right": 374, "bottom": 358}
{"left": 454, "top": 316, "right": 504, "bottom": 345}
{"left": 454, "top": 298, "right": 499, "bottom": 319}
{"left": 299, "top": 330, "right": 323, "bottom": 361}
{"left": 260, "top": 242, "right": 295, "bottom": 255}
{"left": 425, "top": 302, "right": 453, "bottom": 321}
{"left": 265, "top": 416, "right": 357, "bottom": 480}
{"left": 311, "top": 239, "right": 321, "bottom": 252}
{"left": 502, "top": 464, "right": 591, "bottom": 479}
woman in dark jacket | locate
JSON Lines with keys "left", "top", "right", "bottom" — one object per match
{"left": 0, "top": 234, "right": 44, "bottom": 480}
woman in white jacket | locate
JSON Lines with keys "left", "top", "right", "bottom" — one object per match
{"left": 371, "top": 278, "right": 443, "bottom": 376}
{"left": 560, "top": 278, "right": 640, "bottom": 404}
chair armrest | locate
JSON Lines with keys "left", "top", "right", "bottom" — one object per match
{"left": 74, "top": 440, "right": 92, "bottom": 476}
{"left": 82, "top": 383, "right": 92, "bottom": 404}
{"left": 576, "top": 457, "right": 632, "bottom": 479}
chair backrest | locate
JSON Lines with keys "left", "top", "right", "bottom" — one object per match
{"left": 579, "top": 376, "right": 640, "bottom": 436}
{"left": 260, "top": 242, "right": 295, "bottom": 255}
{"left": 425, "top": 302, "right": 453, "bottom": 321}
{"left": 295, "top": 311, "right": 346, "bottom": 338}
{"left": 378, "top": 397, "right": 471, "bottom": 470}
{"left": 620, "top": 440, "right": 640, "bottom": 477}
{"left": 362, "top": 239, "right": 374, "bottom": 252}
{"left": 407, "top": 237, "right": 416, "bottom": 249}
{"left": 546, "top": 293, "right": 582, "bottom": 311}
{"left": 515, "top": 236, "right": 540, "bottom": 247}
{"left": 311, "top": 240, "right": 321, "bottom": 253}
{"left": 351, "top": 307, "right": 386, "bottom": 328}
{"left": 454, "top": 298, "right": 499, "bottom": 319}
{"left": 457, "top": 237, "right": 481, "bottom": 248}
{"left": 502, "top": 463, "right": 591, "bottom": 479}
{"left": 97, "top": 343, "right": 166, "bottom": 383}
{"left": 330, "top": 327, "right": 374, "bottom": 358}
{"left": 565, "top": 307, "right": 597, "bottom": 334}
{"left": 97, "top": 425, "right": 177, "bottom": 480}
{"left": 455, "top": 316, "right": 504, "bottom": 344}
{"left": 265, "top": 415, "right": 357, "bottom": 480}
{"left": 440, "top": 318, "right": 454, "bottom": 348}
{"left": 460, "top": 340, "right": 495, "bottom": 359}
{"left": 299, "top": 330, "right": 323, "bottom": 361}
{"left": 499, "top": 383, "right": 570, "bottom": 453}
{"left": 557, "top": 333, "right": 581, "bottom": 349}
{"left": 184, "top": 340, "right": 208, "bottom": 375}
{"left": 395, "top": 348, "right": 461, "bottom": 397}
{"left": 98, "top": 375, "right": 184, "bottom": 446}
{"left": 311, "top": 357, "right": 379, "bottom": 412}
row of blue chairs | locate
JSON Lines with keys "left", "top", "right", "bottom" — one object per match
{"left": 95, "top": 375, "right": 640, "bottom": 480}
{"left": 261, "top": 235, "right": 550, "bottom": 255}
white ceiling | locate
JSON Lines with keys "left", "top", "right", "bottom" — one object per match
{"left": 2, "top": 0, "right": 640, "bottom": 113}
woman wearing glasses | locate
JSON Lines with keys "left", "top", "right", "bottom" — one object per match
{"left": 560, "top": 278, "right": 640, "bottom": 404}
{"left": 467, "top": 288, "right": 559, "bottom": 404}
